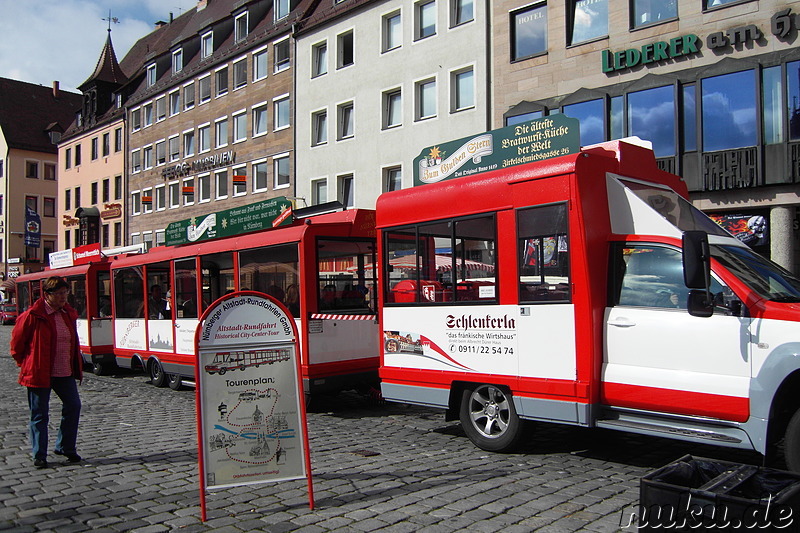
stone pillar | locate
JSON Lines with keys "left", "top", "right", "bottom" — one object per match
{"left": 770, "top": 206, "right": 796, "bottom": 274}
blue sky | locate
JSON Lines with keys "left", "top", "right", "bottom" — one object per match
{"left": 0, "top": 0, "right": 196, "bottom": 93}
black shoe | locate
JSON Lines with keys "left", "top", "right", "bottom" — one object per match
{"left": 33, "top": 458, "right": 48, "bottom": 469}
{"left": 54, "top": 450, "right": 82, "bottom": 463}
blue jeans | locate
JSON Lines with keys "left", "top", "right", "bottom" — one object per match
{"left": 27, "top": 377, "right": 81, "bottom": 460}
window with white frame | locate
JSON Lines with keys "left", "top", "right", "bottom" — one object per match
{"left": 274, "top": 38, "right": 290, "bottom": 72}
{"left": 143, "top": 102, "right": 154, "bottom": 126}
{"left": 198, "top": 173, "right": 211, "bottom": 202}
{"left": 199, "top": 75, "right": 211, "bottom": 103}
{"left": 215, "top": 118, "right": 228, "bottom": 148}
{"left": 201, "top": 31, "right": 213, "bottom": 58}
{"left": 169, "top": 181, "right": 180, "bottom": 208}
{"left": 155, "top": 139, "right": 166, "bottom": 165}
{"left": 338, "top": 102, "right": 354, "bottom": 140}
{"left": 253, "top": 159, "right": 268, "bottom": 191}
{"left": 131, "top": 191, "right": 141, "bottom": 215}
{"left": 384, "top": 166, "right": 402, "bottom": 192}
{"left": 384, "top": 88, "right": 402, "bottom": 129}
{"left": 215, "top": 170, "right": 228, "bottom": 199}
{"left": 131, "top": 107, "right": 141, "bottom": 131}
{"left": 312, "top": 178, "right": 327, "bottom": 205}
{"left": 173, "top": 49, "right": 183, "bottom": 73}
{"left": 143, "top": 231, "right": 153, "bottom": 251}
{"left": 170, "top": 90, "right": 181, "bottom": 116}
{"left": 143, "top": 145, "right": 153, "bottom": 169}
{"left": 338, "top": 174, "right": 354, "bottom": 207}
{"left": 155, "top": 230, "right": 165, "bottom": 247}
{"left": 312, "top": 110, "right": 328, "bottom": 146}
{"left": 184, "top": 81, "right": 195, "bottom": 109}
{"left": 416, "top": 78, "right": 437, "bottom": 120}
{"left": 451, "top": 0, "right": 474, "bottom": 26}
{"left": 253, "top": 103, "right": 268, "bottom": 136}
{"left": 142, "top": 188, "right": 153, "bottom": 214}
{"left": 147, "top": 63, "right": 157, "bottom": 87}
{"left": 233, "top": 112, "right": 247, "bottom": 142}
{"left": 184, "top": 129, "right": 195, "bottom": 156}
{"left": 383, "top": 11, "right": 402, "bottom": 52}
{"left": 233, "top": 58, "right": 247, "bottom": 89}
{"left": 199, "top": 124, "right": 211, "bottom": 152}
{"left": 233, "top": 165, "right": 247, "bottom": 196}
{"left": 235, "top": 11, "right": 248, "bottom": 42}
{"left": 275, "top": 0, "right": 290, "bottom": 20}
{"left": 274, "top": 154, "right": 290, "bottom": 189}
{"left": 452, "top": 67, "right": 474, "bottom": 111}
{"left": 169, "top": 135, "right": 180, "bottom": 161}
{"left": 274, "top": 96, "right": 290, "bottom": 129}
{"left": 216, "top": 66, "right": 229, "bottom": 97}
{"left": 156, "top": 96, "right": 166, "bottom": 121}
{"left": 183, "top": 177, "right": 195, "bottom": 205}
{"left": 416, "top": 0, "right": 437, "bottom": 40}
{"left": 156, "top": 185, "right": 166, "bottom": 211}
{"left": 253, "top": 47, "right": 268, "bottom": 80}
{"left": 131, "top": 149, "right": 141, "bottom": 173}
{"left": 337, "top": 30, "right": 354, "bottom": 69}
{"left": 312, "top": 42, "right": 327, "bottom": 77}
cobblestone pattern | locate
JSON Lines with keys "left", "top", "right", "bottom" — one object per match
{"left": 0, "top": 325, "right": 763, "bottom": 532}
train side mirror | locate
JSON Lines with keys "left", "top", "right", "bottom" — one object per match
{"left": 687, "top": 290, "right": 714, "bottom": 318}
{"left": 683, "top": 231, "right": 710, "bottom": 290}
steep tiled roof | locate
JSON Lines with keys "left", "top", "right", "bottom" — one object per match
{"left": 78, "top": 31, "right": 129, "bottom": 90}
{"left": 0, "top": 78, "right": 82, "bottom": 153}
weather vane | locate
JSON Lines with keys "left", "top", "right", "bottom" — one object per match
{"left": 102, "top": 10, "right": 120, "bottom": 32}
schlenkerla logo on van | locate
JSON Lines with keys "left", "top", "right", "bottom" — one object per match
{"left": 446, "top": 314, "right": 516, "bottom": 331}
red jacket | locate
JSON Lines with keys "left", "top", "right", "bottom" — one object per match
{"left": 10, "top": 297, "right": 83, "bottom": 388}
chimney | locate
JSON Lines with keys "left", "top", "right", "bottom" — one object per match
{"left": 52, "top": 81, "right": 59, "bottom": 99}
{"left": 170, "top": 12, "right": 174, "bottom": 23}
{"left": 155, "top": 20, "right": 167, "bottom": 29}
{"left": 197, "top": 0, "right": 207, "bottom": 11}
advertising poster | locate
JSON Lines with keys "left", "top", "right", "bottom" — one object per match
{"left": 709, "top": 213, "right": 768, "bottom": 247}
{"left": 195, "top": 292, "right": 311, "bottom": 507}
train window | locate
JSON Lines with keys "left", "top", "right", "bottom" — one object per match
{"left": 201, "top": 252, "right": 234, "bottom": 313}
{"left": 114, "top": 267, "right": 145, "bottom": 318}
{"left": 146, "top": 262, "right": 172, "bottom": 320}
{"left": 517, "top": 203, "right": 571, "bottom": 303}
{"left": 239, "top": 244, "right": 300, "bottom": 315}
{"left": 97, "top": 271, "right": 111, "bottom": 317}
{"left": 317, "top": 239, "right": 376, "bottom": 313}
{"left": 174, "top": 258, "right": 198, "bottom": 318}
{"left": 66, "top": 275, "right": 87, "bottom": 318}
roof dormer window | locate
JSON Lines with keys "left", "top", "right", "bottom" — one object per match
{"left": 172, "top": 49, "right": 183, "bottom": 73}
{"left": 275, "top": 0, "right": 290, "bottom": 20}
{"left": 235, "top": 12, "right": 248, "bottom": 42}
{"left": 146, "top": 63, "right": 157, "bottom": 87}
{"left": 201, "top": 31, "right": 213, "bottom": 59}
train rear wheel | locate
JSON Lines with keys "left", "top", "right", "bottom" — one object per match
{"left": 149, "top": 360, "right": 167, "bottom": 387}
{"left": 459, "top": 384, "right": 523, "bottom": 452}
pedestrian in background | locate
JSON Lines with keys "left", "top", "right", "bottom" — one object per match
{"left": 10, "top": 276, "right": 83, "bottom": 468}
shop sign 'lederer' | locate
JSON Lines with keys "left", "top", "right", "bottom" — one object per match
{"left": 195, "top": 292, "right": 313, "bottom": 518}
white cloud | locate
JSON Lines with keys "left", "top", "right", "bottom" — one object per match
{"left": 0, "top": 0, "right": 194, "bottom": 92}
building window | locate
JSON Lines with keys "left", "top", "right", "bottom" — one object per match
{"left": 114, "top": 175, "right": 122, "bottom": 200}
{"left": 233, "top": 112, "right": 247, "bottom": 142}
{"left": 183, "top": 178, "right": 195, "bottom": 205}
{"left": 452, "top": 67, "right": 474, "bottom": 111}
{"left": 452, "top": 0, "right": 474, "bottom": 26}
{"left": 156, "top": 185, "right": 166, "bottom": 211}
{"left": 114, "top": 222, "right": 122, "bottom": 246}
{"left": 26, "top": 196, "right": 37, "bottom": 213}
{"left": 338, "top": 174, "right": 354, "bottom": 207}
{"left": 91, "top": 137, "right": 99, "bottom": 160}
{"left": 184, "top": 129, "right": 196, "bottom": 156}
{"left": 156, "top": 96, "right": 166, "bottom": 121}
{"left": 91, "top": 182, "right": 98, "bottom": 204}
{"left": 507, "top": 111, "right": 545, "bottom": 127}
{"left": 215, "top": 170, "right": 228, "bottom": 199}
{"left": 764, "top": 66, "right": 783, "bottom": 145}
{"left": 184, "top": 81, "right": 195, "bottom": 109}
{"left": 169, "top": 136, "right": 180, "bottom": 162}
{"left": 102, "top": 224, "right": 109, "bottom": 248}
{"left": 44, "top": 197, "right": 55, "bottom": 217}
{"left": 215, "top": 118, "right": 228, "bottom": 148}
{"left": 169, "top": 181, "right": 180, "bottom": 208}
{"left": 199, "top": 124, "right": 211, "bottom": 152}
{"left": 102, "top": 178, "right": 110, "bottom": 203}
{"left": 131, "top": 150, "right": 141, "bottom": 173}
{"left": 312, "top": 178, "right": 327, "bottom": 205}
{"left": 312, "top": 110, "right": 328, "bottom": 146}
{"left": 338, "top": 102, "right": 354, "bottom": 140}
{"left": 173, "top": 49, "right": 183, "bottom": 73}
{"left": 65, "top": 148, "right": 72, "bottom": 169}
{"left": 254, "top": 47, "right": 268, "bottom": 80}
{"left": 75, "top": 186, "right": 81, "bottom": 208}
{"left": 312, "top": 42, "right": 328, "bottom": 77}
{"left": 143, "top": 145, "right": 153, "bottom": 169}
{"left": 44, "top": 163, "right": 56, "bottom": 180}
{"left": 253, "top": 103, "right": 268, "bottom": 136}
{"left": 102, "top": 133, "right": 110, "bottom": 157}
{"left": 235, "top": 11, "right": 248, "bottom": 42}
{"left": 65, "top": 189, "right": 71, "bottom": 211}
{"left": 155, "top": 140, "right": 166, "bottom": 165}
{"left": 75, "top": 145, "right": 82, "bottom": 166}
{"left": 702, "top": 70, "right": 756, "bottom": 152}
{"left": 632, "top": 0, "right": 677, "bottom": 28}
{"left": 233, "top": 165, "right": 247, "bottom": 196}
{"left": 147, "top": 63, "right": 157, "bottom": 87}
{"left": 628, "top": 85, "right": 676, "bottom": 157}
{"left": 383, "top": 11, "right": 402, "bottom": 52}
{"left": 65, "top": 231, "right": 71, "bottom": 249}
{"left": 216, "top": 66, "right": 229, "bottom": 97}
{"left": 416, "top": 0, "right": 437, "bottom": 40}
{"left": 787, "top": 63, "right": 800, "bottom": 142}
{"left": 512, "top": 3, "right": 548, "bottom": 60}
{"left": 143, "top": 102, "right": 153, "bottom": 126}
{"left": 114, "top": 127, "right": 122, "bottom": 152}
{"left": 383, "top": 89, "right": 402, "bottom": 129}
{"left": 233, "top": 58, "right": 247, "bottom": 89}
{"left": 416, "top": 78, "right": 437, "bottom": 120}
{"left": 26, "top": 160, "right": 39, "bottom": 178}
{"left": 201, "top": 31, "right": 213, "bottom": 58}
{"left": 384, "top": 167, "right": 402, "bottom": 192}
{"left": 253, "top": 160, "right": 268, "bottom": 191}
{"left": 131, "top": 107, "right": 141, "bottom": 131}
{"left": 199, "top": 75, "right": 211, "bottom": 103}
{"left": 142, "top": 188, "right": 152, "bottom": 214}
{"left": 275, "top": 0, "right": 290, "bottom": 20}
{"left": 274, "top": 155, "right": 290, "bottom": 189}
{"left": 131, "top": 191, "right": 141, "bottom": 216}
{"left": 569, "top": 0, "right": 608, "bottom": 45}
{"left": 170, "top": 90, "right": 181, "bottom": 116}
{"left": 198, "top": 174, "right": 211, "bottom": 202}
{"left": 274, "top": 39, "right": 290, "bottom": 72}
{"left": 274, "top": 96, "right": 290, "bottom": 130}
{"left": 563, "top": 98, "right": 604, "bottom": 146}
{"left": 337, "top": 30, "right": 354, "bottom": 69}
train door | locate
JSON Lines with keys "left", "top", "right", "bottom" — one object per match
{"left": 173, "top": 257, "right": 199, "bottom": 355}
{"left": 201, "top": 252, "right": 234, "bottom": 313}
{"left": 145, "top": 261, "right": 173, "bottom": 354}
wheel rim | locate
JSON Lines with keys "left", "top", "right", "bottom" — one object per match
{"left": 467, "top": 386, "right": 511, "bottom": 439}
{"left": 151, "top": 362, "right": 163, "bottom": 381}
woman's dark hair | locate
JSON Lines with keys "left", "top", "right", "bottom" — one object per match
{"left": 42, "top": 276, "right": 69, "bottom": 293}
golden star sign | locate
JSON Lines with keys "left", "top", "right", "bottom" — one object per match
{"left": 221, "top": 218, "right": 228, "bottom": 229}
{"left": 190, "top": 217, "right": 197, "bottom": 226}
{"left": 280, "top": 204, "right": 289, "bottom": 214}
{"left": 429, "top": 146, "right": 443, "bottom": 159}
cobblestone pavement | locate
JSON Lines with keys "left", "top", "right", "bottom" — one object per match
{"left": 0, "top": 325, "right": 766, "bottom": 533}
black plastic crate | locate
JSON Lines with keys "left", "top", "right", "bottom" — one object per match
{"left": 637, "top": 455, "right": 800, "bottom": 531}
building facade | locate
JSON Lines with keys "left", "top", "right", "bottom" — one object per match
{"left": 494, "top": 0, "right": 800, "bottom": 272}
{"left": 0, "top": 78, "right": 81, "bottom": 282}
{"left": 295, "top": 0, "right": 488, "bottom": 208}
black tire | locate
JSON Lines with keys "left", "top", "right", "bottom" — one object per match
{"left": 167, "top": 374, "right": 183, "bottom": 391}
{"left": 784, "top": 408, "right": 800, "bottom": 472}
{"left": 459, "top": 384, "right": 524, "bottom": 452}
{"left": 92, "top": 361, "right": 107, "bottom": 376}
{"left": 149, "top": 360, "right": 167, "bottom": 387}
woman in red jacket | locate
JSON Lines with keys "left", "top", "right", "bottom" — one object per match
{"left": 11, "top": 276, "right": 83, "bottom": 468}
